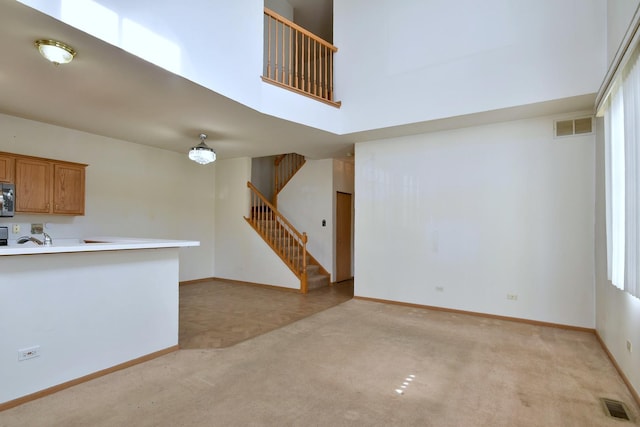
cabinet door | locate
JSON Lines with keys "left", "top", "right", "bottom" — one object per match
{"left": 53, "top": 163, "right": 85, "bottom": 215}
{"left": 0, "top": 155, "right": 15, "bottom": 183}
{"left": 15, "top": 158, "right": 51, "bottom": 213}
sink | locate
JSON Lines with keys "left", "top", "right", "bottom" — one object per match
{"left": 16, "top": 240, "right": 39, "bottom": 247}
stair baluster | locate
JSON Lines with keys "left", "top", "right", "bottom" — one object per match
{"left": 246, "top": 181, "right": 328, "bottom": 293}
{"left": 273, "top": 153, "right": 305, "bottom": 207}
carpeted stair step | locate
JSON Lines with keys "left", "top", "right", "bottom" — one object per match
{"left": 306, "top": 270, "right": 330, "bottom": 291}
{"left": 306, "top": 264, "right": 321, "bottom": 275}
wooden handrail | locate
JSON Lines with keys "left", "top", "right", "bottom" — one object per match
{"left": 247, "top": 181, "right": 305, "bottom": 242}
{"left": 264, "top": 8, "right": 337, "bottom": 52}
{"left": 245, "top": 181, "right": 331, "bottom": 294}
{"left": 274, "top": 153, "right": 305, "bottom": 203}
{"left": 245, "top": 181, "right": 309, "bottom": 292}
{"left": 245, "top": 182, "right": 308, "bottom": 293}
{"left": 263, "top": 7, "right": 339, "bottom": 106}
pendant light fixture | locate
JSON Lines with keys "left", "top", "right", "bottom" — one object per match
{"left": 189, "top": 134, "right": 216, "bottom": 165}
{"left": 35, "top": 39, "right": 77, "bottom": 65}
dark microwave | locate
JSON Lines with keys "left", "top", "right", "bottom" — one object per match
{"left": 1, "top": 183, "right": 15, "bottom": 217}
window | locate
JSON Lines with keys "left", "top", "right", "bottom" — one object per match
{"left": 604, "top": 46, "right": 640, "bottom": 298}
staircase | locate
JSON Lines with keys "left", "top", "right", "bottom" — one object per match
{"left": 273, "top": 153, "right": 305, "bottom": 206}
{"left": 246, "top": 181, "right": 330, "bottom": 293}
{"left": 305, "top": 263, "right": 331, "bottom": 291}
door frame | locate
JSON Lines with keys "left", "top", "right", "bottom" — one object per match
{"left": 335, "top": 191, "right": 353, "bottom": 282}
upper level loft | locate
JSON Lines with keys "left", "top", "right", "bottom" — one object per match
{"left": 10, "top": 0, "right": 609, "bottom": 139}
{"left": 262, "top": 7, "right": 341, "bottom": 108}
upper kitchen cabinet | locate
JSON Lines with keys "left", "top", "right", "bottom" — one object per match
{"left": 12, "top": 153, "right": 87, "bottom": 216}
{"left": 16, "top": 158, "right": 51, "bottom": 213}
{"left": 53, "top": 163, "right": 85, "bottom": 215}
{"left": 0, "top": 154, "right": 15, "bottom": 183}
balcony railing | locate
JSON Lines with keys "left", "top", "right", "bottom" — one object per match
{"left": 263, "top": 7, "right": 341, "bottom": 108}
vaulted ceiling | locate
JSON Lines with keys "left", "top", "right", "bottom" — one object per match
{"left": 0, "top": 1, "right": 352, "bottom": 160}
{"left": 0, "top": 1, "right": 595, "bottom": 161}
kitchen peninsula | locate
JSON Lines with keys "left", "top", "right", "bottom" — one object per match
{"left": 0, "top": 237, "right": 199, "bottom": 408}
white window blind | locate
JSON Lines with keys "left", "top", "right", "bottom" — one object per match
{"left": 604, "top": 46, "right": 640, "bottom": 298}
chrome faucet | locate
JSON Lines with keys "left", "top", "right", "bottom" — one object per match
{"left": 17, "top": 233, "right": 53, "bottom": 246}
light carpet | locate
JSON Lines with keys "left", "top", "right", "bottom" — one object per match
{"left": 1, "top": 299, "right": 638, "bottom": 426}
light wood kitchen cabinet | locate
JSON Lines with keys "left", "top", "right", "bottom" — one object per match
{"left": 10, "top": 153, "right": 86, "bottom": 216}
{"left": 0, "top": 154, "right": 15, "bottom": 183}
{"left": 53, "top": 163, "right": 85, "bottom": 215}
{"left": 16, "top": 158, "right": 51, "bottom": 213}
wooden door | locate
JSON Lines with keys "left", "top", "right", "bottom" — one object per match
{"left": 53, "top": 163, "right": 85, "bottom": 215}
{"left": 15, "top": 158, "right": 51, "bottom": 213}
{"left": 336, "top": 192, "right": 352, "bottom": 282}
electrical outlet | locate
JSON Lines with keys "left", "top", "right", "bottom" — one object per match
{"left": 31, "top": 223, "right": 44, "bottom": 234}
{"left": 12, "top": 224, "right": 20, "bottom": 234}
{"left": 18, "top": 345, "right": 40, "bottom": 361}
{"left": 627, "top": 340, "right": 632, "bottom": 353}
{"left": 507, "top": 294, "right": 518, "bottom": 301}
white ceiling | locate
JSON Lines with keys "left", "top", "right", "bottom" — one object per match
{"left": 0, "top": 1, "right": 596, "bottom": 162}
{"left": 0, "top": 1, "right": 354, "bottom": 160}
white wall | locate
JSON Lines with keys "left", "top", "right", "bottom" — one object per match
{"left": 0, "top": 113, "right": 215, "bottom": 282}
{"left": 1, "top": 248, "right": 179, "bottom": 404}
{"left": 214, "top": 157, "right": 299, "bottom": 288}
{"left": 258, "top": 81, "right": 344, "bottom": 135}
{"left": 355, "top": 114, "right": 595, "bottom": 328}
{"left": 334, "top": 0, "right": 606, "bottom": 134}
{"left": 251, "top": 155, "right": 275, "bottom": 201}
{"left": 278, "top": 160, "right": 334, "bottom": 278}
{"left": 333, "top": 159, "right": 354, "bottom": 195}
{"left": 606, "top": 0, "right": 640, "bottom": 67}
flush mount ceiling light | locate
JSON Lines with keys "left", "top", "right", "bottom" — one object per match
{"left": 35, "top": 39, "right": 77, "bottom": 65}
{"left": 189, "top": 134, "right": 216, "bottom": 165}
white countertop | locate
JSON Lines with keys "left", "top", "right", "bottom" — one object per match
{"left": 0, "top": 236, "right": 200, "bottom": 256}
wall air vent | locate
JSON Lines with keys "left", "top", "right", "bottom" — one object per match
{"left": 554, "top": 117, "right": 593, "bottom": 137}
